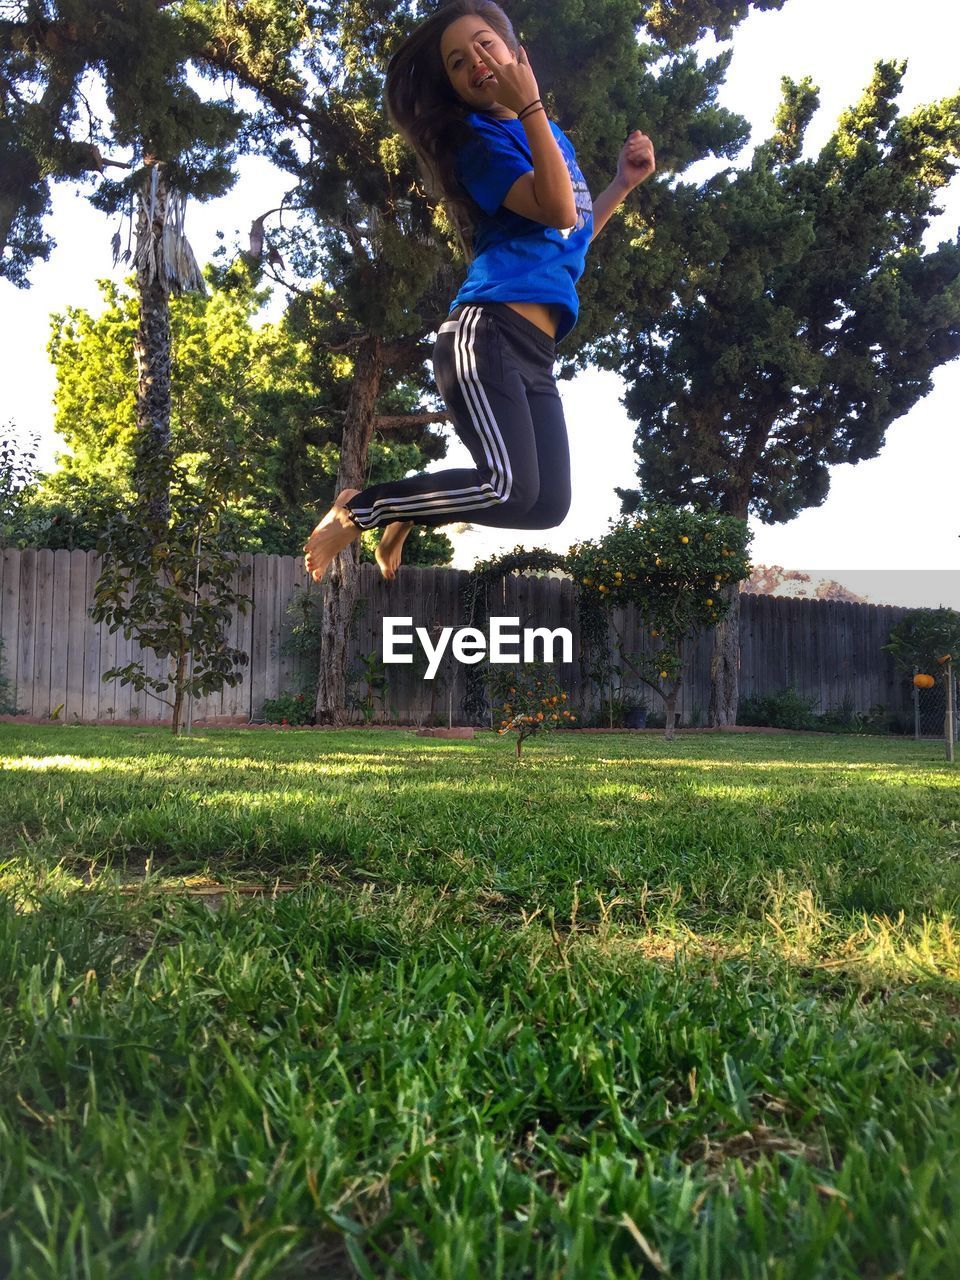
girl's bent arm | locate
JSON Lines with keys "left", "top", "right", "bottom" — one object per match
{"left": 504, "top": 109, "right": 577, "bottom": 228}
{"left": 591, "top": 132, "right": 655, "bottom": 241}
{"left": 590, "top": 176, "right": 631, "bottom": 242}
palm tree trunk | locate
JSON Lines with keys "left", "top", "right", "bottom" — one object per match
{"left": 315, "top": 336, "right": 384, "bottom": 724}
{"left": 132, "top": 161, "right": 205, "bottom": 527}
{"left": 134, "top": 163, "right": 173, "bottom": 527}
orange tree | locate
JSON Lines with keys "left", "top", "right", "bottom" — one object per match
{"left": 882, "top": 608, "right": 960, "bottom": 679}
{"left": 567, "top": 504, "right": 751, "bottom": 740}
{"left": 882, "top": 607, "right": 960, "bottom": 759}
{"left": 488, "top": 663, "right": 576, "bottom": 760}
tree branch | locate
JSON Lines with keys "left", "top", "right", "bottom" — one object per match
{"left": 375, "top": 411, "right": 451, "bottom": 430}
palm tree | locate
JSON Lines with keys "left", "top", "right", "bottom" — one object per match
{"left": 131, "top": 160, "right": 206, "bottom": 527}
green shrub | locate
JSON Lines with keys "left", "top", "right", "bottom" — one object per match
{"left": 260, "top": 690, "right": 312, "bottom": 725}
{"left": 739, "top": 688, "right": 905, "bottom": 735}
{"left": 817, "top": 694, "right": 861, "bottom": 733}
{"left": 738, "top": 686, "right": 820, "bottom": 730}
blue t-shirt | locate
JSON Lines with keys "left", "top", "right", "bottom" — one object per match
{"left": 450, "top": 111, "right": 594, "bottom": 344}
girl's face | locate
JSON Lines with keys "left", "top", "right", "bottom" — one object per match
{"left": 439, "top": 15, "right": 516, "bottom": 111}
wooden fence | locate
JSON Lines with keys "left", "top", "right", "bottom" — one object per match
{"left": 0, "top": 547, "right": 914, "bottom": 726}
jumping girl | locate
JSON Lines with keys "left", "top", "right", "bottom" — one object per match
{"left": 303, "top": 0, "right": 655, "bottom": 583}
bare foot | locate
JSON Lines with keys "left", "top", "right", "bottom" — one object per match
{"left": 375, "top": 520, "right": 415, "bottom": 580}
{"left": 303, "top": 488, "right": 362, "bottom": 583}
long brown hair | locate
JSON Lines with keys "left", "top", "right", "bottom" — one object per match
{"left": 384, "top": 0, "right": 520, "bottom": 262}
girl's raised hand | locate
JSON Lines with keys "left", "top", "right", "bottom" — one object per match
{"left": 473, "top": 42, "right": 541, "bottom": 117}
{"left": 616, "top": 130, "right": 656, "bottom": 190}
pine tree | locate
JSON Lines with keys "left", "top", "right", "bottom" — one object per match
{"left": 608, "top": 63, "right": 960, "bottom": 723}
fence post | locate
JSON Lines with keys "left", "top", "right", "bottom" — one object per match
{"left": 914, "top": 669, "right": 920, "bottom": 741}
{"left": 945, "top": 658, "right": 955, "bottom": 764}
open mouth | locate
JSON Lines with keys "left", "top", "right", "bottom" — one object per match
{"left": 473, "top": 72, "right": 496, "bottom": 88}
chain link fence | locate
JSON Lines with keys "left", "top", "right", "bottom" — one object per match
{"left": 913, "top": 669, "right": 959, "bottom": 740}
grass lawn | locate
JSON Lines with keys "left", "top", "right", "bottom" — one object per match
{"left": 1, "top": 723, "right": 958, "bottom": 1278}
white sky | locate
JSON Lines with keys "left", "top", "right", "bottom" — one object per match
{"left": 1, "top": 0, "right": 957, "bottom": 608}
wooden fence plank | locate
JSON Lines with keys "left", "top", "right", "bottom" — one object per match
{"left": 64, "top": 550, "right": 88, "bottom": 722}
{"left": 235, "top": 554, "right": 254, "bottom": 719}
{"left": 1, "top": 548, "right": 20, "bottom": 708}
{"left": 82, "top": 553, "right": 101, "bottom": 722}
{"left": 32, "top": 549, "right": 54, "bottom": 718}
{"left": 275, "top": 553, "right": 297, "bottom": 701}
{"left": 266, "top": 553, "right": 284, "bottom": 708}
{"left": 16, "top": 549, "right": 38, "bottom": 716}
{"left": 48, "top": 549, "right": 71, "bottom": 721}
{"left": 249, "top": 554, "right": 270, "bottom": 719}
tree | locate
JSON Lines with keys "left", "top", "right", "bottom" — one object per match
{"left": 0, "top": 421, "right": 37, "bottom": 547}
{"left": 15, "top": 262, "right": 452, "bottom": 562}
{"left": 89, "top": 448, "right": 250, "bottom": 736}
{"left": 883, "top": 607, "right": 960, "bottom": 678}
{"left": 568, "top": 504, "right": 751, "bottom": 739}
{"left": 608, "top": 62, "right": 960, "bottom": 724}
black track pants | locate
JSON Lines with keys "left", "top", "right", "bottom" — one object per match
{"left": 345, "top": 302, "right": 571, "bottom": 531}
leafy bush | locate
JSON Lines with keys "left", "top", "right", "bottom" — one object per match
{"left": 260, "top": 691, "right": 312, "bottom": 725}
{"left": 347, "top": 651, "right": 389, "bottom": 724}
{"left": 739, "top": 687, "right": 905, "bottom": 735}
{"left": 738, "top": 686, "right": 820, "bottom": 730}
{"left": 817, "top": 694, "right": 860, "bottom": 733}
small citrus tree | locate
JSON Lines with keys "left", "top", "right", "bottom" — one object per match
{"left": 568, "top": 505, "right": 752, "bottom": 740}
{"left": 488, "top": 663, "right": 576, "bottom": 759}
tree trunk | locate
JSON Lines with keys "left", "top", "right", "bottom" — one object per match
{"left": 171, "top": 647, "right": 188, "bottom": 736}
{"left": 709, "top": 582, "right": 741, "bottom": 726}
{"left": 664, "top": 687, "right": 679, "bottom": 741}
{"left": 134, "top": 163, "right": 173, "bottom": 528}
{"left": 709, "top": 494, "right": 748, "bottom": 727}
{"left": 315, "top": 337, "right": 384, "bottom": 724}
